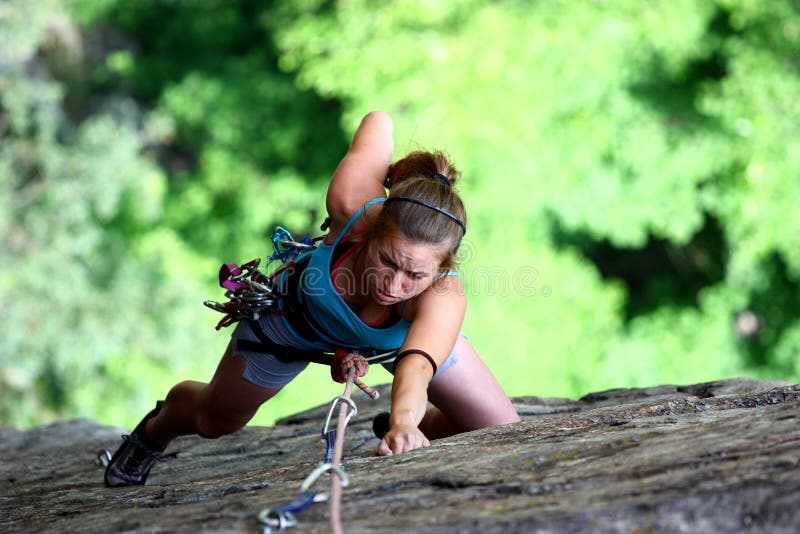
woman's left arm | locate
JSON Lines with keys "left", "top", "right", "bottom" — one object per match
{"left": 377, "top": 276, "right": 467, "bottom": 456}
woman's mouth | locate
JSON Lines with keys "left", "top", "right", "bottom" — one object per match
{"left": 375, "top": 290, "right": 397, "bottom": 303}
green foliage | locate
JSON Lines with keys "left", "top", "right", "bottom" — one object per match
{"left": 1, "top": 0, "right": 797, "bottom": 429}
{"left": 271, "top": 0, "right": 799, "bottom": 395}
{"left": 0, "top": 0, "right": 221, "bottom": 427}
{"left": 79, "top": 0, "right": 348, "bottom": 261}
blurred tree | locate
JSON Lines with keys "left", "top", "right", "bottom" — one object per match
{"left": 2, "top": 0, "right": 797, "bottom": 429}
{"left": 72, "top": 0, "right": 348, "bottom": 261}
{"left": 0, "top": 0, "right": 223, "bottom": 427}
{"left": 60, "top": 0, "right": 357, "bottom": 428}
{"left": 270, "top": 0, "right": 800, "bottom": 393}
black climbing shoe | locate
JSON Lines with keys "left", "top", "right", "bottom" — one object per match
{"left": 372, "top": 411, "right": 390, "bottom": 439}
{"left": 104, "top": 401, "right": 165, "bottom": 487}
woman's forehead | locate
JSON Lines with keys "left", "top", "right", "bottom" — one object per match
{"left": 377, "top": 235, "right": 445, "bottom": 269}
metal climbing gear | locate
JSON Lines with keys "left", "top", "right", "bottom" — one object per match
{"left": 257, "top": 365, "right": 375, "bottom": 533}
{"left": 204, "top": 227, "right": 322, "bottom": 330}
{"left": 270, "top": 226, "right": 317, "bottom": 262}
{"left": 96, "top": 449, "right": 112, "bottom": 467}
{"left": 322, "top": 397, "right": 357, "bottom": 437}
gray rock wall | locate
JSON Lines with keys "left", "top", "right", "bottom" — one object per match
{"left": 1, "top": 378, "right": 798, "bottom": 532}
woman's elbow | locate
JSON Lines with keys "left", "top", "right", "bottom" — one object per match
{"left": 361, "top": 110, "right": 392, "bottom": 127}
{"left": 352, "top": 111, "right": 393, "bottom": 148}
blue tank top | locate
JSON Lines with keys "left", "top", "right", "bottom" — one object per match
{"left": 279, "top": 198, "right": 411, "bottom": 351}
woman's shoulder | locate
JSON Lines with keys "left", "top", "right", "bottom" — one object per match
{"left": 324, "top": 197, "right": 385, "bottom": 244}
{"left": 402, "top": 274, "right": 466, "bottom": 322}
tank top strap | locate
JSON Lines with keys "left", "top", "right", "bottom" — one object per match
{"left": 330, "top": 197, "right": 386, "bottom": 248}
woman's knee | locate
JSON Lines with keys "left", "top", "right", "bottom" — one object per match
{"left": 428, "top": 338, "right": 520, "bottom": 430}
{"left": 165, "top": 380, "right": 204, "bottom": 406}
{"left": 195, "top": 406, "right": 250, "bottom": 439}
{"left": 165, "top": 380, "right": 251, "bottom": 439}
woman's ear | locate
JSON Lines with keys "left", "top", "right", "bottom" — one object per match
{"left": 436, "top": 253, "right": 454, "bottom": 275}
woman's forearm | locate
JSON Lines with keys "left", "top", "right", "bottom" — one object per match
{"left": 389, "top": 356, "right": 434, "bottom": 428}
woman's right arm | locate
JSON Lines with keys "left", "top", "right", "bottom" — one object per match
{"left": 325, "top": 111, "right": 394, "bottom": 238}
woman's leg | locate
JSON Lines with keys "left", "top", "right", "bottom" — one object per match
{"left": 105, "top": 340, "right": 299, "bottom": 486}
{"left": 145, "top": 342, "right": 281, "bottom": 449}
{"left": 419, "top": 336, "right": 520, "bottom": 440}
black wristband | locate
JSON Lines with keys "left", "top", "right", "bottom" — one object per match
{"left": 394, "top": 349, "right": 438, "bottom": 376}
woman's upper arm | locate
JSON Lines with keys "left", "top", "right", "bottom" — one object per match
{"left": 326, "top": 111, "right": 394, "bottom": 235}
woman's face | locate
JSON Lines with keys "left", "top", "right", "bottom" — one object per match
{"left": 365, "top": 234, "right": 447, "bottom": 305}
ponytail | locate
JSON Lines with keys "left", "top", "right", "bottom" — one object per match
{"left": 384, "top": 150, "right": 460, "bottom": 190}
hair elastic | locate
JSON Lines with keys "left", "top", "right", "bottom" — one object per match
{"left": 394, "top": 349, "right": 438, "bottom": 376}
{"left": 384, "top": 196, "right": 466, "bottom": 235}
{"left": 430, "top": 173, "right": 452, "bottom": 187}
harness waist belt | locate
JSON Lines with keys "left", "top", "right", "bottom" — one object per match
{"left": 240, "top": 320, "right": 399, "bottom": 366}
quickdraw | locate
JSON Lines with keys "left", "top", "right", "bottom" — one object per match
{"left": 204, "top": 227, "right": 322, "bottom": 330}
{"left": 258, "top": 363, "right": 376, "bottom": 533}
{"left": 270, "top": 226, "right": 317, "bottom": 262}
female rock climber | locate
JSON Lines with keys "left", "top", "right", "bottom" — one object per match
{"left": 104, "top": 110, "right": 520, "bottom": 487}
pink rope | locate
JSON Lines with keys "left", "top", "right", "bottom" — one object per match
{"left": 329, "top": 367, "right": 355, "bottom": 534}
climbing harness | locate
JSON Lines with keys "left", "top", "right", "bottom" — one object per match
{"left": 204, "top": 226, "right": 321, "bottom": 330}
{"left": 258, "top": 359, "right": 376, "bottom": 533}
{"left": 202, "top": 225, "right": 402, "bottom": 383}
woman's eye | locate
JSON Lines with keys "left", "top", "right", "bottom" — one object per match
{"left": 380, "top": 255, "right": 396, "bottom": 269}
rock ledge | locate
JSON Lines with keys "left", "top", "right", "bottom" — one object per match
{"left": 1, "top": 377, "right": 798, "bottom": 532}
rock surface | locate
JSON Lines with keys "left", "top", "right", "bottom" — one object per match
{"left": 1, "top": 377, "right": 798, "bottom": 533}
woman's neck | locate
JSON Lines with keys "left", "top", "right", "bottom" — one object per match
{"left": 337, "top": 241, "right": 371, "bottom": 310}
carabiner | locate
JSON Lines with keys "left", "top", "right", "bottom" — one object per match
{"left": 96, "top": 449, "right": 112, "bottom": 467}
{"left": 301, "top": 462, "right": 350, "bottom": 495}
{"left": 321, "top": 396, "right": 357, "bottom": 437}
{"left": 258, "top": 509, "right": 297, "bottom": 533}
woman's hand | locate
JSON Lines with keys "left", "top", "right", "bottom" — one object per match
{"left": 377, "top": 423, "right": 430, "bottom": 456}
{"left": 330, "top": 350, "right": 370, "bottom": 383}
{"left": 376, "top": 351, "right": 439, "bottom": 457}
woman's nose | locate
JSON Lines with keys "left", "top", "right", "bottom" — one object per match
{"left": 386, "top": 272, "right": 406, "bottom": 295}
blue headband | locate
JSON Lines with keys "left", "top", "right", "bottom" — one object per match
{"left": 384, "top": 196, "right": 466, "bottom": 235}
